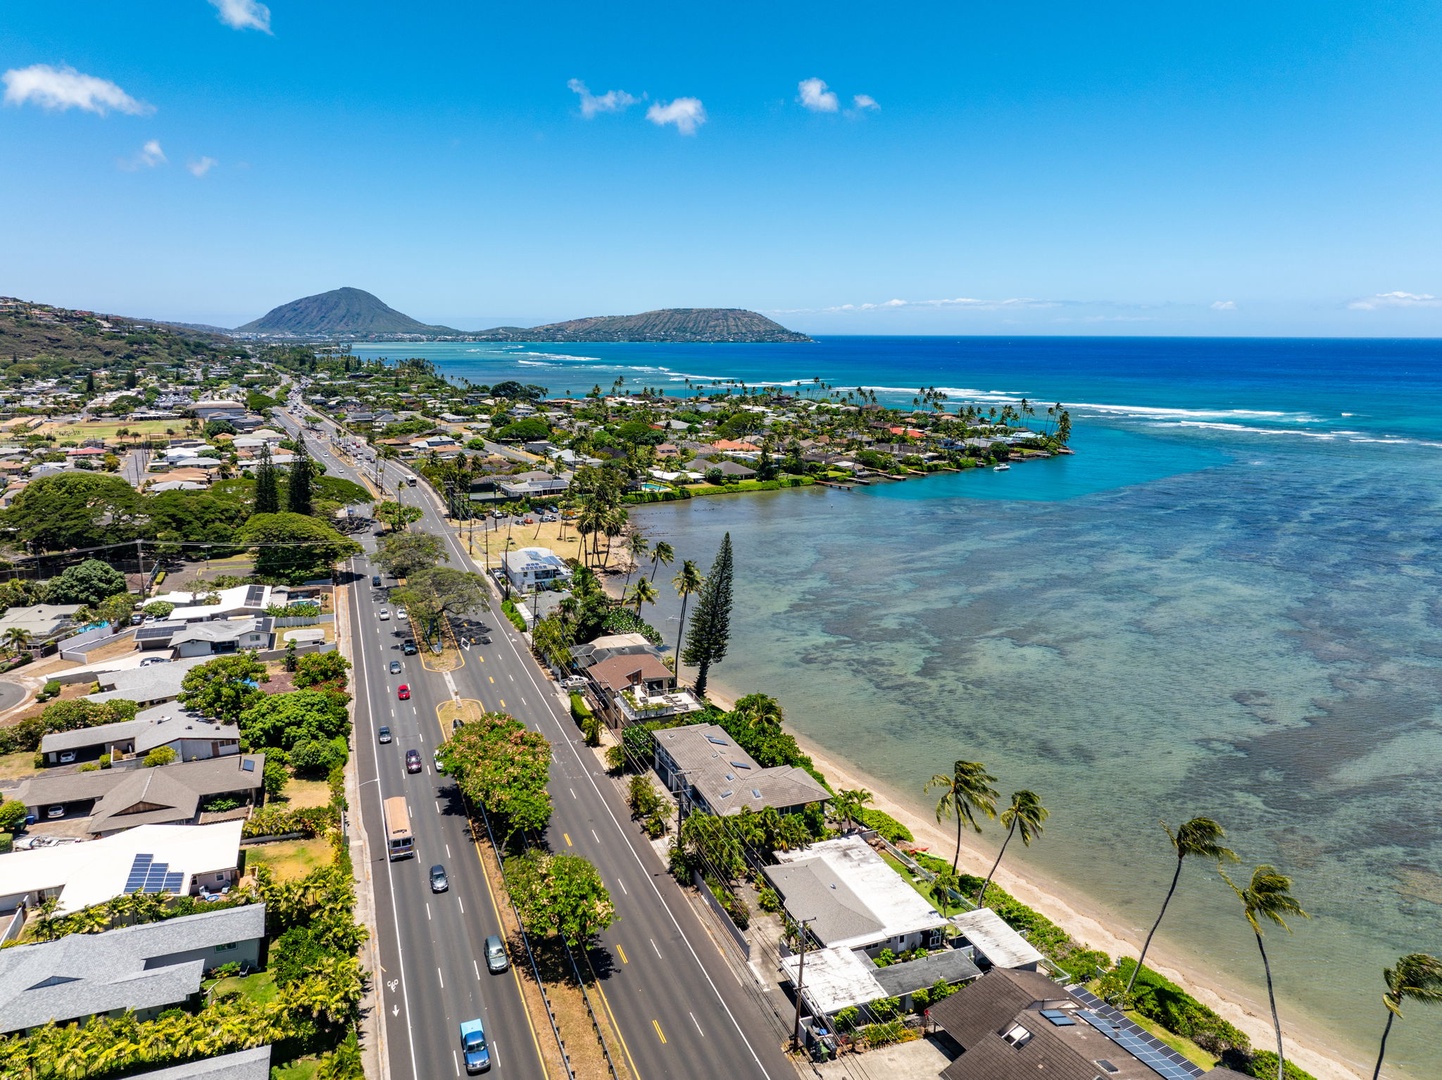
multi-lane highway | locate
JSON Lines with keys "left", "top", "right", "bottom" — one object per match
{"left": 282, "top": 399, "right": 795, "bottom": 1080}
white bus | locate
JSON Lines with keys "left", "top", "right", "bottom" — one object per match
{"left": 384, "top": 796, "right": 414, "bottom": 861}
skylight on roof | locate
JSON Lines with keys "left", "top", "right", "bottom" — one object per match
{"left": 704, "top": 735, "right": 728, "bottom": 746}
{"left": 719, "top": 790, "right": 734, "bottom": 800}
{"left": 731, "top": 761, "right": 751, "bottom": 770}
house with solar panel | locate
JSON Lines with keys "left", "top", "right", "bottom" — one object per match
{"left": 0, "top": 904, "right": 267, "bottom": 1035}
{"left": 0, "top": 821, "right": 245, "bottom": 916}
{"left": 501, "top": 547, "right": 572, "bottom": 593}
{"left": 928, "top": 968, "right": 1224, "bottom": 1080}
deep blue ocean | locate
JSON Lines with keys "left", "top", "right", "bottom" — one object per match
{"left": 353, "top": 337, "right": 1442, "bottom": 1077}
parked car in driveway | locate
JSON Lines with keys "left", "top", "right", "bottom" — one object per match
{"left": 405, "top": 749, "right": 422, "bottom": 773}
{"left": 397, "top": 684, "right": 410, "bottom": 700}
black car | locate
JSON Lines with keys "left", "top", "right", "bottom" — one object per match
{"left": 429, "top": 864, "right": 449, "bottom": 892}
{"left": 377, "top": 726, "right": 392, "bottom": 744}
{"left": 372, "top": 575, "right": 382, "bottom": 587}
{"left": 388, "top": 660, "right": 402, "bottom": 674}
{"left": 402, "top": 639, "right": 418, "bottom": 655}
{"left": 405, "top": 749, "right": 422, "bottom": 773}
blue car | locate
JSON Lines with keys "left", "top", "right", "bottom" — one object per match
{"left": 459, "top": 1018, "right": 490, "bottom": 1073}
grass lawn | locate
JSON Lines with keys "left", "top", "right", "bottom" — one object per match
{"left": 244, "top": 837, "right": 332, "bottom": 881}
{"left": 879, "top": 851, "right": 968, "bottom": 916}
{"left": 207, "top": 969, "right": 278, "bottom": 1006}
{"left": 35, "top": 419, "right": 184, "bottom": 441}
{"left": 1123, "top": 1008, "right": 1218, "bottom": 1069}
{"left": 270, "top": 1056, "right": 321, "bottom": 1080}
{"left": 0, "top": 751, "right": 37, "bottom": 782}
{"left": 439, "top": 698, "right": 486, "bottom": 730}
{"left": 282, "top": 778, "right": 332, "bottom": 809}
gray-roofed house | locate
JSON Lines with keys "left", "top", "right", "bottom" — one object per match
{"left": 18, "top": 753, "right": 265, "bottom": 836}
{"left": 39, "top": 706, "right": 239, "bottom": 767}
{"left": 929, "top": 968, "right": 1205, "bottom": 1080}
{"left": 0, "top": 604, "right": 82, "bottom": 650}
{"left": 653, "top": 723, "right": 829, "bottom": 820}
{"left": 0, "top": 903, "right": 266, "bottom": 1035}
{"left": 121, "top": 1046, "right": 272, "bottom": 1080}
{"left": 87, "top": 654, "right": 212, "bottom": 705}
{"left": 778, "top": 943, "right": 981, "bottom": 1017}
{"left": 949, "top": 907, "right": 1044, "bottom": 972}
{"left": 171, "top": 617, "right": 274, "bottom": 657}
{"left": 765, "top": 835, "right": 949, "bottom": 956}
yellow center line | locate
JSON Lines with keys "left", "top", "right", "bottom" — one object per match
{"left": 616, "top": 944, "right": 628, "bottom": 964}
{"left": 652, "top": 1019, "right": 667, "bottom": 1045}
{"left": 563, "top": 833, "right": 572, "bottom": 847}
{"left": 489, "top": 675, "right": 495, "bottom": 684}
{"left": 499, "top": 699, "right": 505, "bottom": 709}
{"left": 585, "top": 950, "right": 643, "bottom": 1078}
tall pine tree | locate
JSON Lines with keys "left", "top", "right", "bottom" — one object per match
{"left": 287, "top": 435, "right": 314, "bottom": 516}
{"left": 253, "top": 443, "right": 280, "bottom": 514}
{"left": 681, "top": 532, "right": 733, "bottom": 699}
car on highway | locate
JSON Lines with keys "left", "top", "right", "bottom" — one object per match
{"left": 396, "top": 684, "right": 410, "bottom": 700}
{"left": 405, "top": 749, "right": 422, "bottom": 773}
{"left": 484, "top": 934, "right": 508, "bottom": 974}
{"left": 395, "top": 607, "right": 407, "bottom": 621}
{"left": 402, "top": 639, "right": 418, "bottom": 655}
{"left": 429, "top": 864, "right": 449, "bottom": 892}
{"left": 371, "top": 575, "right": 382, "bottom": 587}
{"left": 378, "top": 608, "right": 390, "bottom": 621}
{"left": 377, "top": 725, "right": 392, "bottom": 744}
{"left": 459, "top": 1018, "right": 490, "bottom": 1073}
{"left": 388, "top": 660, "right": 402, "bottom": 674}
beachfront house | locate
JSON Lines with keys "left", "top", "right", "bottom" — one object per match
{"left": 654, "top": 723, "right": 829, "bottom": 820}
{"left": 501, "top": 547, "right": 571, "bottom": 593}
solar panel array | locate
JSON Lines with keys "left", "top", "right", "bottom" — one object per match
{"left": 1040, "top": 1008, "right": 1076, "bottom": 1027}
{"left": 1077, "top": 1010, "right": 1201, "bottom": 1080}
{"left": 135, "top": 624, "right": 178, "bottom": 641}
{"left": 245, "top": 585, "right": 266, "bottom": 606}
{"left": 123, "top": 853, "right": 186, "bottom": 895}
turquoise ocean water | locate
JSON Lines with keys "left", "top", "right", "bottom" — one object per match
{"left": 353, "top": 337, "right": 1442, "bottom": 1076}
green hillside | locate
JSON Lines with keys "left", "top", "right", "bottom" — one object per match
{"left": 236, "top": 287, "right": 458, "bottom": 338}
{"left": 476, "top": 308, "right": 811, "bottom": 343}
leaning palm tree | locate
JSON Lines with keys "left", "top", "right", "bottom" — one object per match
{"left": 1373, "top": 953, "right": 1442, "bottom": 1080}
{"left": 671, "top": 559, "right": 703, "bottom": 678}
{"left": 1125, "top": 817, "right": 1239, "bottom": 1000}
{"left": 1222, "top": 865, "right": 1310, "bottom": 1080}
{"left": 627, "top": 577, "right": 659, "bottom": 616}
{"left": 2, "top": 626, "right": 31, "bottom": 657}
{"left": 925, "top": 761, "right": 999, "bottom": 873}
{"left": 649, "top": 540, "right": 675, "bottom": 582}
{"left": 623, "top": 531, "right": 650, "bottom": 591}
{"left": 977, "top": 790, "right": 1048, "bottom": 906}
{"left": 831, "top": 788, "right": 874, "bottom": 833}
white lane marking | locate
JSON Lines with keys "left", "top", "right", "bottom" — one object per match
{"left": 437, "top": 967, "right": 444, "bottom": 988}
{"left": 446, "top": 843, "right": 452, "bottom": 858}
{"left": 618, "top": 879, "right": 628, "bottom": 895}
{"left": 591, "top": 828, "right": 599, "bottom": 843}
{"left": 474, "top": 959, "right": 481, "bottom": 980}
{"left": 650, "top": 938, "right": 663, "bottom": 960}
{"left": 452, "top": 1050, "right": 459, "bottom": 1076}
{"left": 569, "top": 787, "right": 576, "bottom": 800}
{"left": 426, "top": 903, "right": 431, "bottom": 921}
{"left": 691, "top": 1012, "right": 705, "bottom": 1037}
{"left": 458, "top": 896, "right": 465, "bottom": 914}
{"left": 435, "top": 799, "right": 442, "bottom": 813}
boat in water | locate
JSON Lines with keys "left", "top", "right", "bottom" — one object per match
{"left": 993, "top": 463, "right": 1011, "bottom": 472}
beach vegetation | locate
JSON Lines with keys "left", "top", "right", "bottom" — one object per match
{"left": 976, "top": 789, "right": 1048, "bottom": 905}
{"left": 1372, "top": 953, "right": 1442, "bottom": 1080}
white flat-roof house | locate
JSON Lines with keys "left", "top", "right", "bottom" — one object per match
{"left": 502, "top": 547, "right": 571, "bottom": 593}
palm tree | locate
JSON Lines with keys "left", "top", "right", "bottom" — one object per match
{"left": 929, "top": 865, "right": 961, "bottom": 915}
{"left": 831, "top": 788, "right": 873, "bottom": 833}
{"left": 671, "top": 559, "right": 703, "bottom": 679}
{"left": 627, "top": 577, "right": 659, "bottom": 616}
{"left": 1222, "top": 865, "right": 1310, "bottom": 1080}
{"left": 623, "top": 531, "right": 650, "bottom": 591}
{"left": 1373, "top": 953, "right": 1442, "bottom": 1079}
{"left": 976, "top": 790, "right": 1048, "bottom": 906}
{"left": 925, "top": 760, "right": 999, "bottom": 873}
{"left": 649, "top": 540, "right": 675, "bottom": 582}
{"left": 1125, "top": 818, "right": 1239, "bottom": 1001}
{"left": 3, "top": 626, "right": 31, "bottom": 657}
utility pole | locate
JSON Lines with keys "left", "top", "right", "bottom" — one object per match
{"left": 135, "top": 540, "right": 146, "bottom": 599}
{"left": 792, "top": 916, "right": 817, "bottom": 1053}
{"left": 673, "top": 768, "right": 689, "bottom": 836}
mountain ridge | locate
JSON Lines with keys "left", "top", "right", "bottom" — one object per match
{"left": 236, "top": 287, "right": 459, "bottom": 338}
{"left": 473, "top": 307, "right": 810, "bottom": 343}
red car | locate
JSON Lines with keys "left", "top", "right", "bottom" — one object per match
{"left": 397, "top": 684, "right": 410, "bottom": 700}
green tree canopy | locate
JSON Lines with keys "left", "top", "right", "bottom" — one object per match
{"left": 392, "top": 566, "right": 487, "bottom": 643}
{"left": 178, "top": 654, "right": 270, "bottom": 722}
{"left": 503, "top": 849, "right": 615, "bottom": 946}
{"left": 374, "top": 500, "right": 424, "bottom": 533}
{"left": 239, "top": 689, "right": 351, "bottom": 751}
{"left": 372, "top": 531, "right": 447, "bottom": 580}
{"left": 294, "top": 651, "right": 351, "bottom": 689}
{"left": 440, "top": 711, "right": 551, "bottom": 839}
{"left": 146, "top": 489, "right": 248, "bottom": 548}
{"left": 1, "top": 473, "right": 146, "bottom": 551}
{"left": 286, "top": 436, "right": 315, "bottom": 516}
{"left": 681, "top": 533, "right": 734, "bottom": 698}
{"left": 495, "top": 418, "right": 550, "bottom": 443}
{"left": 240, "top": 512, "right": 361, "bottom": 584}
{"left": 46, "top": 559, "right": 128, "bottom": 606}
{"left": 253, "top": 443, "right": 280, "bottom": 515}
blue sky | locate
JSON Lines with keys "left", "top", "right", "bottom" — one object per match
{"left": 3, "top": 1, "right": 1442, "bottom": 335}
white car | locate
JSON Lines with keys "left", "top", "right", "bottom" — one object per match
{"left": 396, "top": 608, "right": 408, "bottom": 621}
{"left": 378, "top": 608, "right": 390, "bottom": 621}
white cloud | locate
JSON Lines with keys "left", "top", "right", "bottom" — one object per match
{"left": 1211, "top": 300, "right": 1237, "bottom": 311}
{"left": 119, "top": 139, "right": 167, "bottom": 170}
{"left": 188, "top": 156, "right": 218, "bottom": 177}
{"left": 797, "top": 77, "right": 839, "bottom": 113}
{"left": 209, "top": 0, "right": 272, "bottom": 32}
{"left": 2, "top": 64, "right": 151, "bottom": 116}
{"left": 826, "top": 296, "right": 1057, "bottom": 313}
{"left": 646, "top": 97, "right": 706, "bottom": 135}
{"left": 567, "top": 78, "right": 640, "bottom": 118}
{"left": 851, "top": 94, "right": 880, "bottom": 111}
{"left": 1348, "top": 291, "right": 1441, "bottom": 310}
